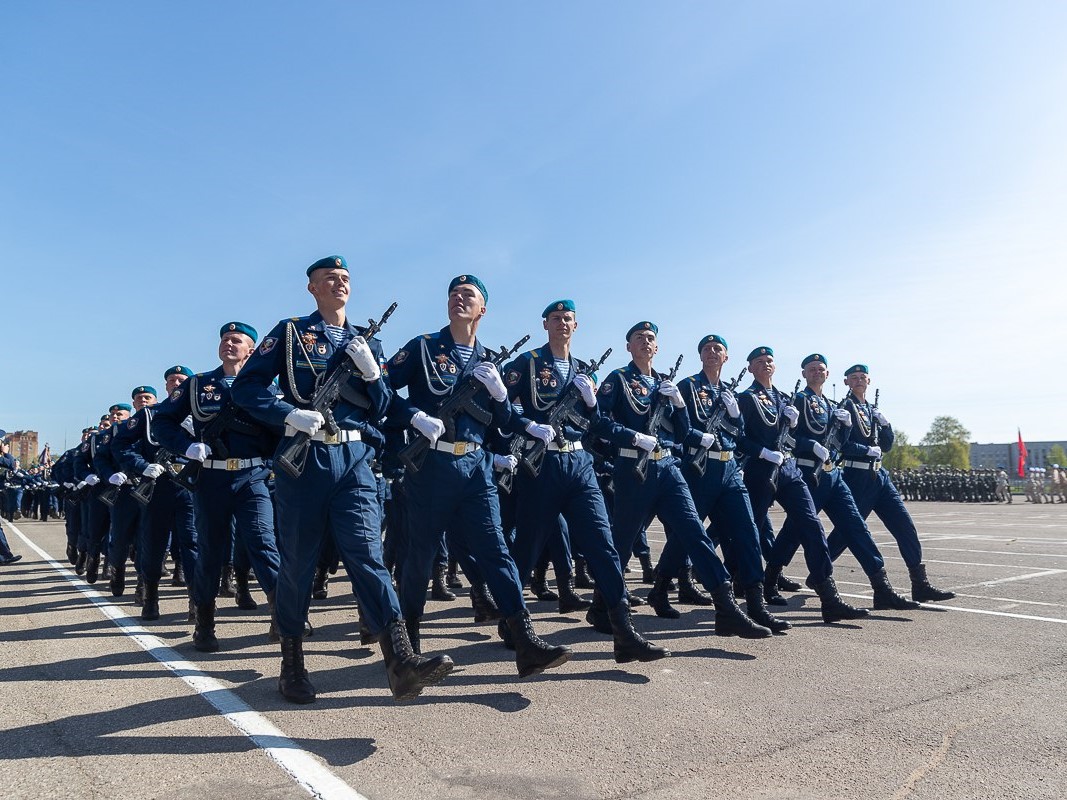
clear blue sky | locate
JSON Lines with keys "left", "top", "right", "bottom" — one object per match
{"left": 3, "top": 2, "right": 1064, "bottom": 455}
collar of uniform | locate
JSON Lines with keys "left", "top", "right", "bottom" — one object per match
{"left": 435, "top": 326, "right": 486, "bottom": 361}
{"left": 535, "top": 342, "right": 576, "bottom": 374}
{"left": 746, "top": 379, "right": 777, "bottom": 398}
{"left": 204, "top": 364, "right": 227, "bottom": 381}
{"left": 303, "top": 309, "right": 359, "bottom": 336}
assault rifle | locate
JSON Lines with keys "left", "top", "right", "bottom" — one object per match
{"left": 131, "top": 446, "right": 189, "bottom": 505}
{"left": 180, "top": 399, "right": 243, "bottom": 490}
{"left": 768, "top": 379, "right": 802, "bottom": 493}
{"left": 521, "top": 347, "right": 612, "bottom": 479}
{"left": 802, "top": 390, "right": 852, "bottom": 489}
{"left": 276, "top": 302, "right": 398, "bottom": 479}
{"left": 495, "top": 434, "right": 526, "bottom": 494}
{"left": 686, "top": 367, "right": 747, "bottom": 477}
{"left": 633, "top": 354, "right": 684, "bottom": 482}
{"left": 399, "top": 334, "right": 531, "bottom": 474}
{"left": 869, "top": 388, "right": 881, "bottom": 480}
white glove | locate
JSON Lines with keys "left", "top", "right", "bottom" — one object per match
{"left": 782, "top": 405, "right": 799, "bottom": 428}
{"left": 142, "top": 463, "right": 165, "bottom": 480}
{"left": 85, "top": 473, "right": 100, "bottom": 486}
{"left": 75, "top": 481, "right": 87, "bottom": 491}
{"left": 812, "top": 443, "right": 830, "bottom": 462}
{"left": 108, "top": 472, "right": 128, "bottom": 486}
{"left": 345, "top": 336, "right": 381, "bottom": 381}
{"left": 633, "top": 433, "right": 657, "bottom": 452}
{"left": 64, "top": 482, "right": 75, "bottom": 489}
{"left": 658, "top": 379, "right": 685, "bottom": 409}
{"left": 572, "top": 374, "right": 597, "bottom": 408}
{"left": 411, "top": 411, "right": 445, "bottom": 445}
{"left": 525, "top": 422, "right": 555, "bottom": 444}
{"left": 699, "top": 432, "right": 717, "bottom": 449}
{"left": 180, "top": 416, "right": 196, "bottom": 436}
{"left": 285, "top": 408, "right": 325, "bottom": 436}
{"left": 473, "top": 362, "right": 508, "bottom": 402}
{"left": 874, "top": 410, "right": 889, "bottom": 426}
{"left": 493, "top": 454, "right": 518, "bottom": 472}
{"left": 759, "top": 448, "right": 785, "bottom": 466}
{"left": 721, "top": 390, "right": 740, "bottom": 419}
{"left": 185, "top": 443, "right": 212, "bottom": 463}
{"left": 867, "top": 446, "right": 883, "bottom": 459}
{"left": 833, "top": 408, "right": 852, "bottom": 427}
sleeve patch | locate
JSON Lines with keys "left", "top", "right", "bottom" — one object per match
{"left": 259, "top": 337, "right": 277, "bottom": 355}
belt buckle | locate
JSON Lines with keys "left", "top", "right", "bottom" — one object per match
{"left": 720, "top": 451, "right": 731, "bottom": 462}
{"left": 823, "top": 462, "right": 833, "bottom": 472}
{"left": 453, "top": 441, "right": 466, "bottom": 456}
{"left": 226, "top": 458, "right": 241, "bottom": 471}
{"left": 873, "top": 460, "right": 882, "bottom": 471}
{"left": 323, "top": 431, "right": 339, "bottom": 445}
{"left": 560, "top": 442, "right": 574, "bottom": 453}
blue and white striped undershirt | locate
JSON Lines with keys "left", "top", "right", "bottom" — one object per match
{"left": 324, "top": 324, "right": 353, "bottom": 349}
{"left": 454, "top": 344, "right": 475, "bottom": 366}
{"left": 554, "top": 358, "right": 570, "bottom": 380}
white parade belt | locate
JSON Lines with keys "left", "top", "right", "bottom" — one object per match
{"left": 431, "top": 440, "right": 481, "bottom": 456}
{"left": 526, "top": 440, "right": 583, "bottom": 453}
{"left": 618, "top": 447, "right": 670, "bottom": 461}
{"left": 796, "top": 458, "right": 834, "bottom": 472}
{"left": 841, "top": 459, "right": 881, "bottom": 472}
{"left": 285, "top": 425, "right": 361, "bottom": 444}
{"left": 686, "top": 447, "right": 734, "bottom": 461}
{"left": 202, "top": 457, "right": 265, "bottom": 471}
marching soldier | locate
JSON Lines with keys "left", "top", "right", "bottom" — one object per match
{"left": 233, "top": 255, "right": 454, "bottom": 703}
{"left": 829, "top": 364, "right": 955, "bottom": 603}
{"left": 501, "top": 299, "right": 668, "bottom": 662}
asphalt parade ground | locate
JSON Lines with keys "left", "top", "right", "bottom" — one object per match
{"left": 1, "top": 502, "right": 1064, "bottom": 800}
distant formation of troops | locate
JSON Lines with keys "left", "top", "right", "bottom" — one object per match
{"left": 7, "top": 258, "right": 984, "bottom": 705}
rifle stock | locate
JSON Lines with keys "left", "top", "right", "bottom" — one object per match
{"left": 768, "top": 379, "right": 802, "bottom": 492}
{"left": 633, "top": 354, "right": 684, "bottom": 482}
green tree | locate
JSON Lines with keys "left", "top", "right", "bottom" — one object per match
{"left": 1048, "top": 444, "right": 1067, "bottom": 468}
{"left": 883, "top": 429, "right": 924, "bottom": 470}
{"left": 920, "top": 415, "right": 971, "bottom": 468}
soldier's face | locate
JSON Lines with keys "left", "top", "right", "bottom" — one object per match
{"left": 845, "top": 372, "right": 870, "bottom": 393}
{"left": 109, "top": 409, "right": 130, "bottom": 424}
{"left": 626, "top": 331, "right": 658, "bottom": 360}
{"left": 219, "top": 333, "right": 253, "bottom": 365}
{"left": 448, "top": 285, "right": 486, "bottom": 323}
{"left": 700, "top": 342, "right": 728, "bottom": 370}
{"left": 165, "top": 373, "right": 188, "bottom": 395}
{"left": 803, "top": 362, "right": 828, "bottom": 389}
{"left": 543, "top": 311, "right": 577, "bottom": 341}
{"left": 308, "top": 269, "right": 350, "bottom": 307}
{"left": 749, "top": 355, "right": 775, "bottom": 382}
{"left": 133, "top": 393, "right": 156, "bottom": 411}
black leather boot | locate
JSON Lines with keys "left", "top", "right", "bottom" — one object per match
{"left": 871, "top": 568, "right": 921, "bottom": 610}
{"left": 141, "top": 580, "right": 160, "bottom": 621}
{"left": 504, "top": 610, "right": 572, "bottom": 678}
{"left": 647, "top": 568, "right": 681, "bottom": 619}
{"left": 777, "top": 573, "right": 803, "bottom": 592}
{"left": 85, "top": 554, "right": 100, "bottom": 584}
{"left": 187, "top": 596, "right": 196, "bottom": 622}
{"left": 219, "top": 564, "right": 236, "bottom": 598}
{"left": 743, "top": 582, "right": 791, "bottom": 633}
{"left": 431, "top": 564, "right": 456, "bottom": 601}
{"left": 677, "top": 568, "right": 714, "bottom": 606}
{"left": 446, "top": 558, "right": 463, "bottom": 589}
{"left": 573, "top": 557, "right": 595, "bottom": 589}
{"left": 711, "top": 582, "right": 772, "bottom": 638}
{"left": 556, "top": 568, "right": 591, "bottom": 613}
{"left": 279, "top": 636, "right": 316, "bottom": 704}
{"left": 530, "top": 564, "right": 558, "bottom": 601}
{"left": 66, "top": 543, "right": 77, "bottom": 564}
{"left": 379, "top": 618, "right": 454, "bottom": 701}
{"left": 108, "top": 563, "right": 126, "bottom": 597}
{"left": 193, "top": 601, "right": 219, "bottom": 652}
{"left": 133, "top": 577, "right": 144, "bottom": 607}
{"left": 312, "top": 566, "right": 329, "bottom": 600}
{"left": 75, "top": 549, "right": 87, "bottom": 575}
{"left": 470, "top": 582, "right": 502, "bottom": 624}
{"left": 763, "top": 564, "right": 788, "bottom": 606}
{"left": 171, "top": 558, "right": 186, "bottom": 587}
{"left": 808, "top": 576, "right": 870, "bottom": 623}
{"left": 585, "top": 589, "right": 613, "bottom": 635}
{"left": 909, "top": 564, "right": 956, "bottom": 602}
{"left": 609, "top": 601, "right": 670, "bottom": 663}
{"left": 638, "top": 553, "right": 655, "bottom": 584}
{"left": 406, "top": 617, "right": 422, "bottom": 655}
{"left": 234, "top": 568, "right": 259, "bottom": 610}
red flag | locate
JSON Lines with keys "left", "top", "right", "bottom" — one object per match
{"left": 1017, "top": 429, "right": 1028, "bottom": 478}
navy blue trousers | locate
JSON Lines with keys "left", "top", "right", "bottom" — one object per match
{"left": 139, "top": 479, "right": 198, "bottom": 583}
{"left": 107, "top": 489, "right": 143, "bottom": 575}
{"left": 831, "top": 467, "right": 923, "bottom": 568}
{"left": 274, "top": 441, "right": 400, "bottom": 638}
{"left": 512, "top": 451, "right": 625, "bottom": 605}
{"left": 82, "top": 491, "right": 111, "bottom": 558}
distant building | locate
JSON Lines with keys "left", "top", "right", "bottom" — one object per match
{"left": 970, "top": 440, "right": 1067, "bottom": 469}
{"left": 3, "top": 430, "right": 40, "bottom": 466}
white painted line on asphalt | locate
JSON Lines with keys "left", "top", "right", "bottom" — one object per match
{"left": 6, "top": 522, "right": 367, "bottom": 800}
{"left": 897, "top": 545, "right": 1067, "bottom": 560}
{"left": 949, "top": 569, "right": 1066, "bottom": 590}
{"left": 869, "top": 549, "right": 1057, "bottom": 571}
{"left": 834, "top": 580, "right": 1064, "bottom": 608}
{"left": 834, "top": 590, "right": 1067, "bottom": 624}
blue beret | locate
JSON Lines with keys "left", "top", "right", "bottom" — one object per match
{"left": 306, "top": 255, "right": 348, "bottom": 277}
{"left": 801, "top": 353, "right": 827, "bottom": 368}
{"left": 542, "top": 299, "right": 576, "bottom": 318}
{"left": 99, "top": 415, "right": 109, "bottom": 421}
{"left": 746, "top": 346, "right": 774, "bottom": 362}
{"left": 220, "top": 321, "right": 257, "bottom": 342}
{"left": 109, "top": 403, "right": 133, "bottom": 413}
{"left": 844, "top": 363, "right": 869, "bottom": 377}
{"left": 131, "top": 386, "right": 157, "bottom": 399}
{"left": 448, "top": 274, "right": 488, "bottom": 303}
{"left": 164, "top": 365, "right": 194, "bottom": 379}
{"left": 697, "top": 334, "right": 728, "bottom": 354}
{"left": 626, "top": 321, "right": 658, "bottom": 340}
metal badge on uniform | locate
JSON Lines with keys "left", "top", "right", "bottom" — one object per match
{"left": 259, "top": 337, "right": 277, "bottom": 355}
{"left": 539, "top": 367, "right": 557, "bottom": 387}
{"left": 301, "top": 332, "right": 317, "bottom": 352}
{"left": 629, "top": 379, "right": 649, "bottom": 397}
{"left": 435, "top": 353, "right": 457, "bottom": 374}
{"left": 317, "top": 343, "right": 328, "bottom": 355}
